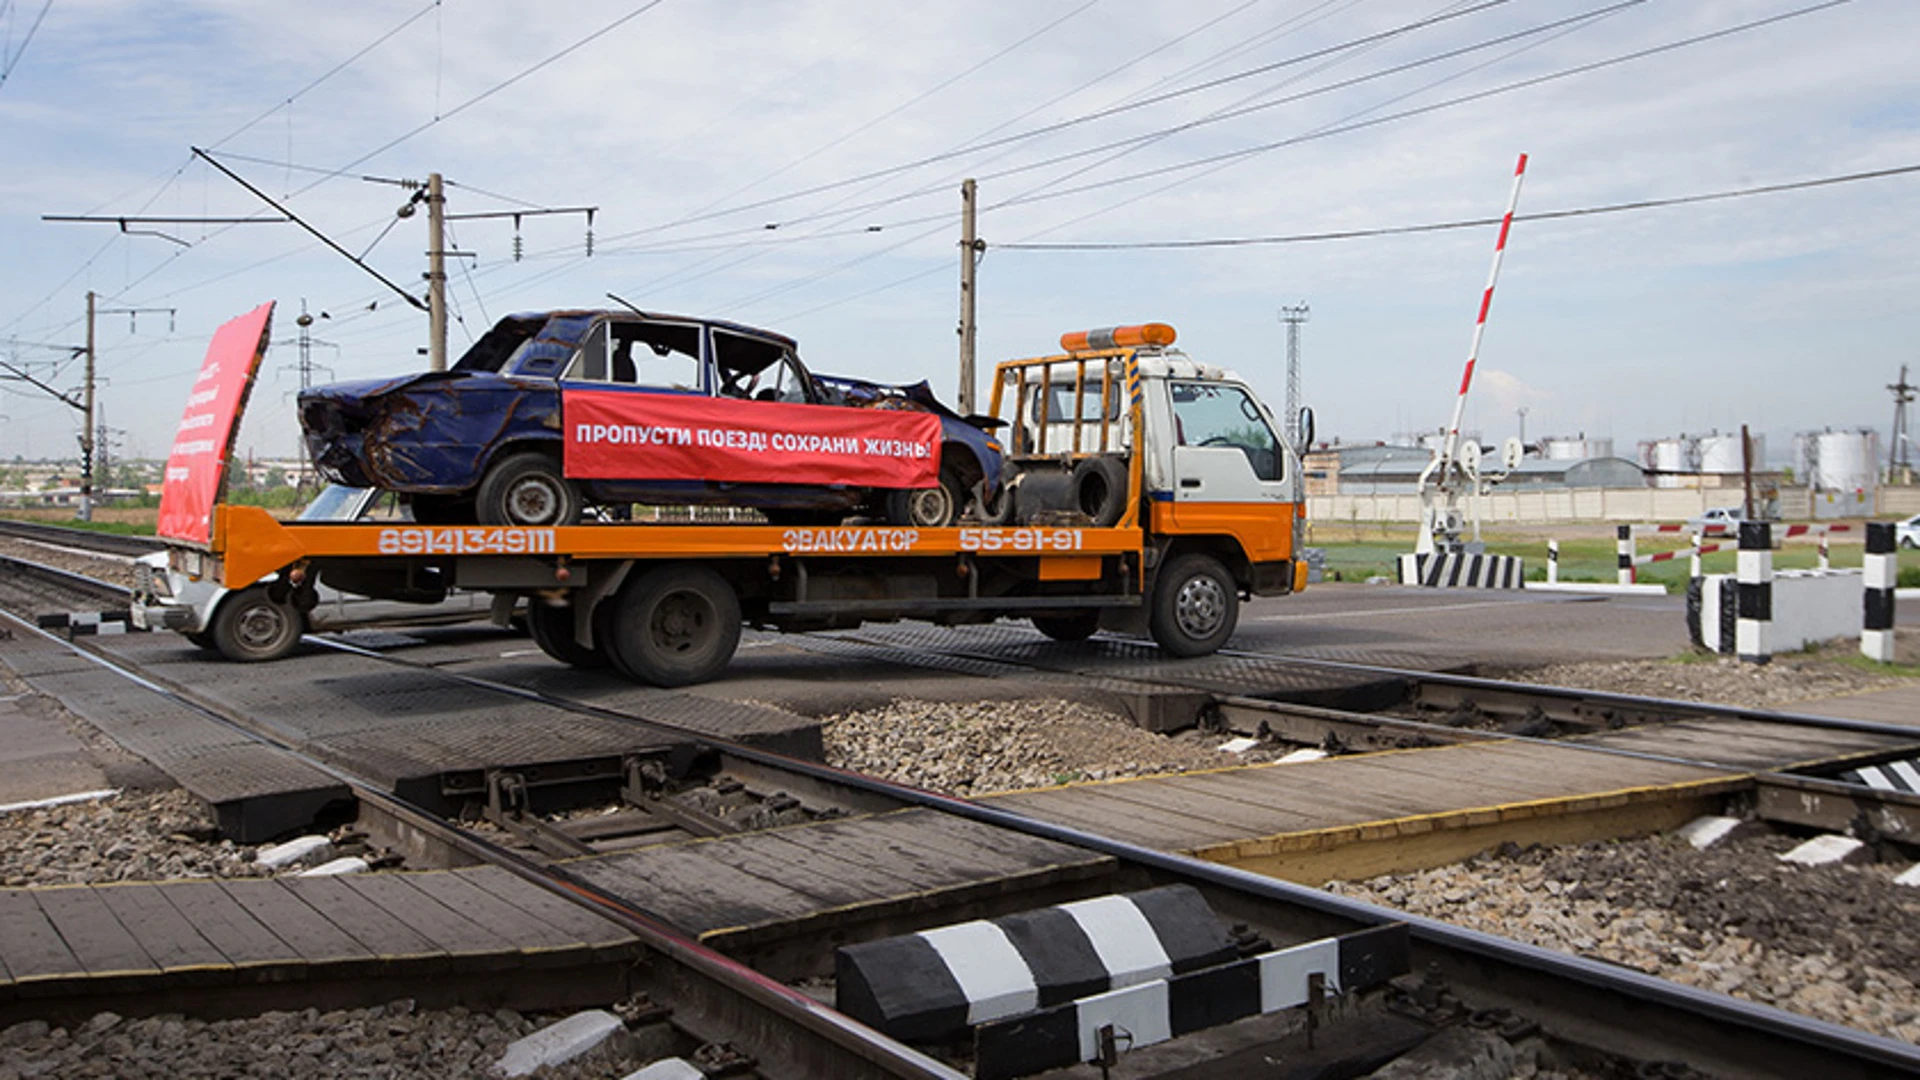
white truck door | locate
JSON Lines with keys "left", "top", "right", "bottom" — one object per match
{"left": 1163, "top": 381, "right": 1295, "bottom": 564}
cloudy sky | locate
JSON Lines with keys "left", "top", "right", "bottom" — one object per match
{"left": 1, "top": 0, "right": 1915, "bottom": 469}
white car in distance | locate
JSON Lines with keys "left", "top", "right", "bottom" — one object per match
{"left": 1897, "top": 513, "right": 1920, "bottom": 550}
{"left": 131, "top": 485, "right": 495, "bottom": 662}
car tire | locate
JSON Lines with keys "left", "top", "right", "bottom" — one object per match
{"left": 886, "top": 465, "right": 965, "bottom": 528}
{"left": 476, "top": 452, "right": 581, "bottom": 527}
{"left": 209, "top": 586, "right": 304, "bottom": 662}
{"left": 1032, "top": 611, "right": 1100, "bottom": 642}
{"left": 185, "top": 631, "right": 218, "bottom": 652}
{"left": 1149, "top": 553, "right": 1238, "bottom": 658}
{"left": 605, "top": 564, "right": 742, "bottom": 687}
{"left": 527, "top": 602, "right": 610, "bottom": 669}
{"left": 1071, "top": 454, "right": 1130, "bottom": 527}
{"left": 1903, "top": 536, "right": 1917, "bottom": 551}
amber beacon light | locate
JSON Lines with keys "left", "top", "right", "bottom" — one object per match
{"left": 1059, "top": 323, "right": 1177, "bottom": 353}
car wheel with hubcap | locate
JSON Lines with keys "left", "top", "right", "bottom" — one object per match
{"left": 606, "top": 564, "right": 742, "bottom": 687}
{"left": 1149, "top": 553, "right": 1238, "bottom": 658}
{"left": 886, "top": 465, "right": 965, "bottom": 528}
{"left": 476, "top": 452, "right": 581, "bottom": 527}
{"left": 209, "top": 586, "right": 304, "bottom": 662}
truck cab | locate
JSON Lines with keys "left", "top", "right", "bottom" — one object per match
{"left": 984, "top": 323, "right": 1308, "bottom": 652}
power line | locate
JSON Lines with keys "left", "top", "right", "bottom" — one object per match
{"left": 203, "top": 0, "right": 439, "bottom": 150}
{"left": 992, "top": 163, "right": 1920, "bottom": 251}
{"left": 588, "top": 0, "right": 1515, "bottom": 245}
{"left": 983, "top": 0, "right": 1852, "bottom": 216}
{"left": 0, "top": 0, "right": 52, "bottom": 88}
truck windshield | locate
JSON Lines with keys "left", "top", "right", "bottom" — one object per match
{"left": 1172, "top": 383, "right": 1283, "bottom": 482}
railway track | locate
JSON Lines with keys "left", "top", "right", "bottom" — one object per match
{"left": 0, "top": 517, "right": 164, "bottom": 558}
{"left": 2, "top": 552, "right": 1919, "bottom": 1076}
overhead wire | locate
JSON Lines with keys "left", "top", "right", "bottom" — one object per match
{"left": 0, "top": 0, "right": 51, "bottom": 88}
{"left": 749, "top": 0, "right": 1851, "bottom": 325}
{"left": 989, "top": 163, "right": 1920, "bottom": 250}
{"left": 999, "top": 0, "right": 1634, "bottom": 240}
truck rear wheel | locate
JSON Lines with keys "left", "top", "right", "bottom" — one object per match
{"left": 1149, "top": 553, "right": 1237, "bottom": 658}
{"left": 1032, "top": 611, "right": 1100, "bottom": 642}
{"left": 210, "top": 586, "right": 304, "bottom": 663}
{"left": 605, "top": 564, "right": 742, "bottom": 687}
{"left": 527, "top": 603, "right": 610, "bottom": 669}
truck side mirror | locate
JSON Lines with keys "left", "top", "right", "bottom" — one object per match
{"left": 1297, "top": 407, "right": 1315, "bottom": 451}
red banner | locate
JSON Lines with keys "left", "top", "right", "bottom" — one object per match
{"left": 563, "top": 389, "right": 941, "bottom": 488}
{"left": 157, "top": 302, "right": 275, "bottom": 545}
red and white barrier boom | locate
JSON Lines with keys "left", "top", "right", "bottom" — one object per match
{"left": 1418, "top": 153, "right": 1528, "bottom": 558}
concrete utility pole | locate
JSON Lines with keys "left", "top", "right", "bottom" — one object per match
{"left": 1278, "top": 304, "right": 1308, "bottom": 448}
{"left": 1889, "top": 364, "right": 1914, "bottom": 483}
{"left": 957, "top": 178, "right": 980, "bottom": 415}
{"left": 427, "top": 171, "right": 448, "bottom": 373}
{"left": 79, "top": 291, "right": 95, "bottom": 522}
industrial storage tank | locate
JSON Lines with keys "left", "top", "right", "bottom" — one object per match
{"left": 1540, "top": 435, "right": 1614, "bottom": 460}
{"left": 1795, "top": 429, "right": 1880, "bottom": 492}
{"left": 1638, "top": 435, "right": 1700, "bottom": 489}
{"left": 1697, "top": 431, "right": 1759, "bottom": 475}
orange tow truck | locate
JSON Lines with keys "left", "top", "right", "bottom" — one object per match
{"left": 171, "top": 312, "right": 1312, "bottom": 686}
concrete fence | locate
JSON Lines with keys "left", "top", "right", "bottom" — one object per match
{"left": 1310, "top": 484, "right": 1920, "bottom": 525}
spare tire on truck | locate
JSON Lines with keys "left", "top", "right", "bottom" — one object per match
{"left": 1070, "top": 455, "right": 1129, "bottom": 527}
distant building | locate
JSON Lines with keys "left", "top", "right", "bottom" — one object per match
{"left": 1307, "top": 443, "right": 1646, "bottom": 496}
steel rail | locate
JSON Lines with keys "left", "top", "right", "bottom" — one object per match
{"left": 0, "top": 519, "right": 164, "bottom": 557}
{"left": 0, "top": 607, "right": 964, "bottom": 1080}
{"left": 289, "top": 633, "right": 1920, "bottom": 1078}
{"left": 12, "top": 563, "right": 1920, "bottom": 1074}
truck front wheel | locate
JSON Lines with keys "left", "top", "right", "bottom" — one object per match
{"left": 605, "top": 565, "right": 742, "bottom": 687}
{"left": 1149, "top": 553, "right": 1238, "bottom": 657}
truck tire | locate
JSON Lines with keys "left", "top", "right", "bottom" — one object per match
{"left": 886, "top": 465, "right": 965, "bottom": 528}
{"left": 1071, "top": 455, "right": 1129, "bottom": 527}
{"left": 527, "top": 603, "right": 610, "bottom": 669}
{"left": 477, "top": 452, "right": 581, "bottom": 527}
{"left": 210, "top": 586, "right": 304, "bottom": 662}
{"left": 1032, "top": 611, "right": 1100, "bottom": 642}
{"left": 605, "top": 564, "right": 742, "bottom": 687}
{"left": 1149, "top": 553, "right": 1238, "bottom": 658}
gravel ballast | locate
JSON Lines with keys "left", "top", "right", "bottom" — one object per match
{"left": 0, "top": 999, "right": 664, "bottom": 1080}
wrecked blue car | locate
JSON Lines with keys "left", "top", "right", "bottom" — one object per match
{"left": 298, "top": 308, "right": 1005, "bottom": 527}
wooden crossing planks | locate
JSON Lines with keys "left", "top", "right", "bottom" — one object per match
{"left": 93, "top": 884, "right": 229, "bottom": 973}
{"left": 0, "top": 889, "right": 79, "bottom": 984}
{"left": 566, "top": 808, "right": 1114, "bottom": 939}
{"left": 987, "top": 738, "right": 1742, "bottom": 857}
{"left": 0, "top": 869, "right": 643, "bottom": 999}
{"left": 33, "top": 887, "right": 159, "bottom": 978}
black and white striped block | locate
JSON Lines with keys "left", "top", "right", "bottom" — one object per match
{"left": 834, "top": 885, "right": 1240, "bottom": 1043}
{"left": 1736, "top": 521, "right": 1772, "bottom": 665}
{"left": 1841, "top": 756, "right": 1920, "bottom": 794}
{"left": 971, "top": 923, "right": 1410, "bottom": 1080}
{"left": 1396, "top": 552, "right": 1524, "bottom": 589}
{"left": 1616, "top": 524, "right": 1634, "bottom": 585}
{"left": 35, "top": 610, "right": 142, "bottom": 637}
{"left": 1864, "top": 521, "right": 1897, "bottom": 663}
